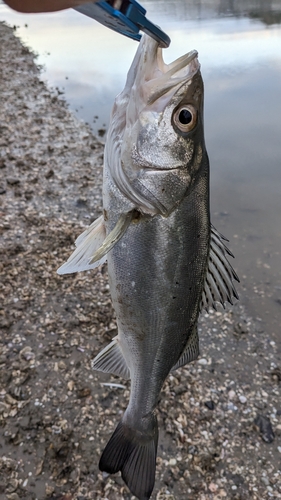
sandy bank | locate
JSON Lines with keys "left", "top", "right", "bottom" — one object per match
{"left": 0, "top": 21, "right": 280, "bottom": 500}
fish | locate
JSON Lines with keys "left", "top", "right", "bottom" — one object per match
{"left": 57, "top": 34, "right": 239, "bottom": 500}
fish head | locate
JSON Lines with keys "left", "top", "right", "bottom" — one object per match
{"left": 107, "top": 34, "right": 208, "bottom": 216}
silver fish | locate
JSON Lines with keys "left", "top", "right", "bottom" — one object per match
{"left": 58, "top": 34, "right": 239, "bottom": 500}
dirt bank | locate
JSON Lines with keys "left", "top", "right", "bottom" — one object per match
{"left": 0, "top": 21, "right": 281, "bottom": 500}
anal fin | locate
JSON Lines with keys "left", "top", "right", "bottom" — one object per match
{"left": 92, "top": 338, "right": 130, "bottom": 380}
{"left": 171, "top": 326, "right": 199, "bottom": 371}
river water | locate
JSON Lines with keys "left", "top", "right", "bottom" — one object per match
{"left": 1, "top": 0, "right": 281, "bottom": 348}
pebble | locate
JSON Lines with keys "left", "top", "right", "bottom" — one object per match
{"left": 239, "top": 395, "right": 247, "bottom": 404}
{"left": 227, "top": 403, "right": 238, "bottom": 411}
{"left": 204, "top": 400, "right": 215, "bottom": 410}
{"left": 255, "top": 414, "right": 275, "bottom": 443}
{"left": 261, "top": 477, "right": 269, "bottom": 486}
{"left": 7, "top": 177, "right": 20, "bottom": 185}
{"left": 228, "top": 390, "right": 236, "bottom": 400}
{"left": 198, "top": 358, "right": 208, "bottom": 365}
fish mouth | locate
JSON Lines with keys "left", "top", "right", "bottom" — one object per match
{"left": 147, "top": 49, "right": 199, "bottom": 106}
{"left": 129, "top": 35, "right": 200, "bottom": 113}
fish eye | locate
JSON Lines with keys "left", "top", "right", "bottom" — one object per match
{"left": 173, "top": 105, "right": 197, "bottom": 133}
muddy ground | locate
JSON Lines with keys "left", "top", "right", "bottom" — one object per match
{"left": 0, "top": 21, "right": 281, "bottom": 500}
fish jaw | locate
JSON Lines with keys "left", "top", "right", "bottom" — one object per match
{"left": 106, "top": 34, "right": 205, "bottom": 216}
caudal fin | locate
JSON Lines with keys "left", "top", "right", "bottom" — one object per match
{"left": 99, "top": 415, "right": 158, "bottom": 500}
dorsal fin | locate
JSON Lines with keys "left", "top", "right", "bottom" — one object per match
{"left": 201, "top": 225, "right": 239, "bottom": 312}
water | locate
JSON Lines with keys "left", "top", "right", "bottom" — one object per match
{"left": 1, "top": 0, "right": 281, "bottom": 345}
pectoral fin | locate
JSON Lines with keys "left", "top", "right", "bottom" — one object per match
{"left": 92, "top": 337, "right": 130, "bottom": 380}
{"left": 89, "top": 211, "right": 134, "bottom": 264}
{"left": 57, "top": 215, "right": 106, "bottom": 275}
{"left": 201, "top": 225, "right": 239, "bottom": 312}
{"left": 171, "top": 326, "right": 199, "bottom": 371}
{"left": 57, "top": 211, "right": 134, "bottom": 275}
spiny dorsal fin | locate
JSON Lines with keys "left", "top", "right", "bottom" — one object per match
{"left": 171, "top": 325, "right": 199, "bottom": 371}
{"left": 92, "top": 337, "right": 130, "bottom": 380}
{"left": 57, "top": 215, "right": 106, "bottom": 275}
{"left": 201, "top": 225, "right": 239, "bottom": 312}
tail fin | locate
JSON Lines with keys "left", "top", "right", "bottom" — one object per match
{"left": 99, "top": 415, "right": 158, "bottom": 500}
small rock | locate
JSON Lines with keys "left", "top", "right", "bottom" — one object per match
{"left": 239, "top": 395, "right": 247, "bottom": 404}
{"left": 76, "top": 197, "right": 87, "bottom": 207}
{"left": 209, "top": 482, "right": 218, "bottom": 492}
{"left": 0, "top": 402, "right": 10, "bottom": 413}
{"left": 271, "top": 367, "right": 281, "bottom": 382}
{"left": 19, "top": 346, "right": 35, "bottom": 361}
{"left": 98, "top": 128, "right": 106, "bottom": 137}
{"left": 204, "top": 400, "right": 215, "bottom": 410}
{"left": 45, "top": 168, "right": 54, "bottom": 179}
{"left": 77, "top": 387, "right": 91, "bottom": 398}
{"left": 6, "top": 494, "right": 20, "bottom": 500}
{"left": 187, "top": 445, "right": 197, "bottom": 455}
{"left": 45, "top": 484, "right": 55, "bottom": 496}
{"left": 227, "top": 403, "right": 238, "bottom": 411}
{"left": 7, "top": 177, "right": 20, "bottom": 185}
{"left": 228, "top": 390, "right": 236, "bottom": 400}
{"left": 234, "top": 321, "right": 248, "bottom": 334}
{"left": 67, "top": 380, "right": 75, "bottom": 391}
{"left": 5, "top": 394, "right": 18, "bottom": 405}
{"left": 254, "top": 414, "right": 275, "bottom": 443}
{"left": 15, "top": 159, "right": 25, "bottom": 167}
{"left": 198, "top": 358, "right": 208, "bottom": 365}
{"left": 261, "top": 476, "right": 269, "bottom": 486}
{"left": 6, "top": 478, "right": 18, "bottom": 493}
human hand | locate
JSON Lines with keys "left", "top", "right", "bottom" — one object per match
{"left": 4, "top": 0, "right": 99, "bottom": 13}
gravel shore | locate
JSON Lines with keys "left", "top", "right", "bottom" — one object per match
{"left": 0, "top": 21, "right": 281, "bottom": 500}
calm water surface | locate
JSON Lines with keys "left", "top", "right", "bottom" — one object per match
{"left": 1, "top": 0, "right": 281, "bottom": 347}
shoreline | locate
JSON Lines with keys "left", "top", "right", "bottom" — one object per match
{"left": 0, "top": 21, "right": 281, "bottom": 500}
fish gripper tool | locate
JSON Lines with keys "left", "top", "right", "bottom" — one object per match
{"left": 74, "top": 0, "right": 170, "bottom": 48}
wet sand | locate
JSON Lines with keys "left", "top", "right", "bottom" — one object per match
{"left": 0, "top": 22, "right": 281, "bottom": 500}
